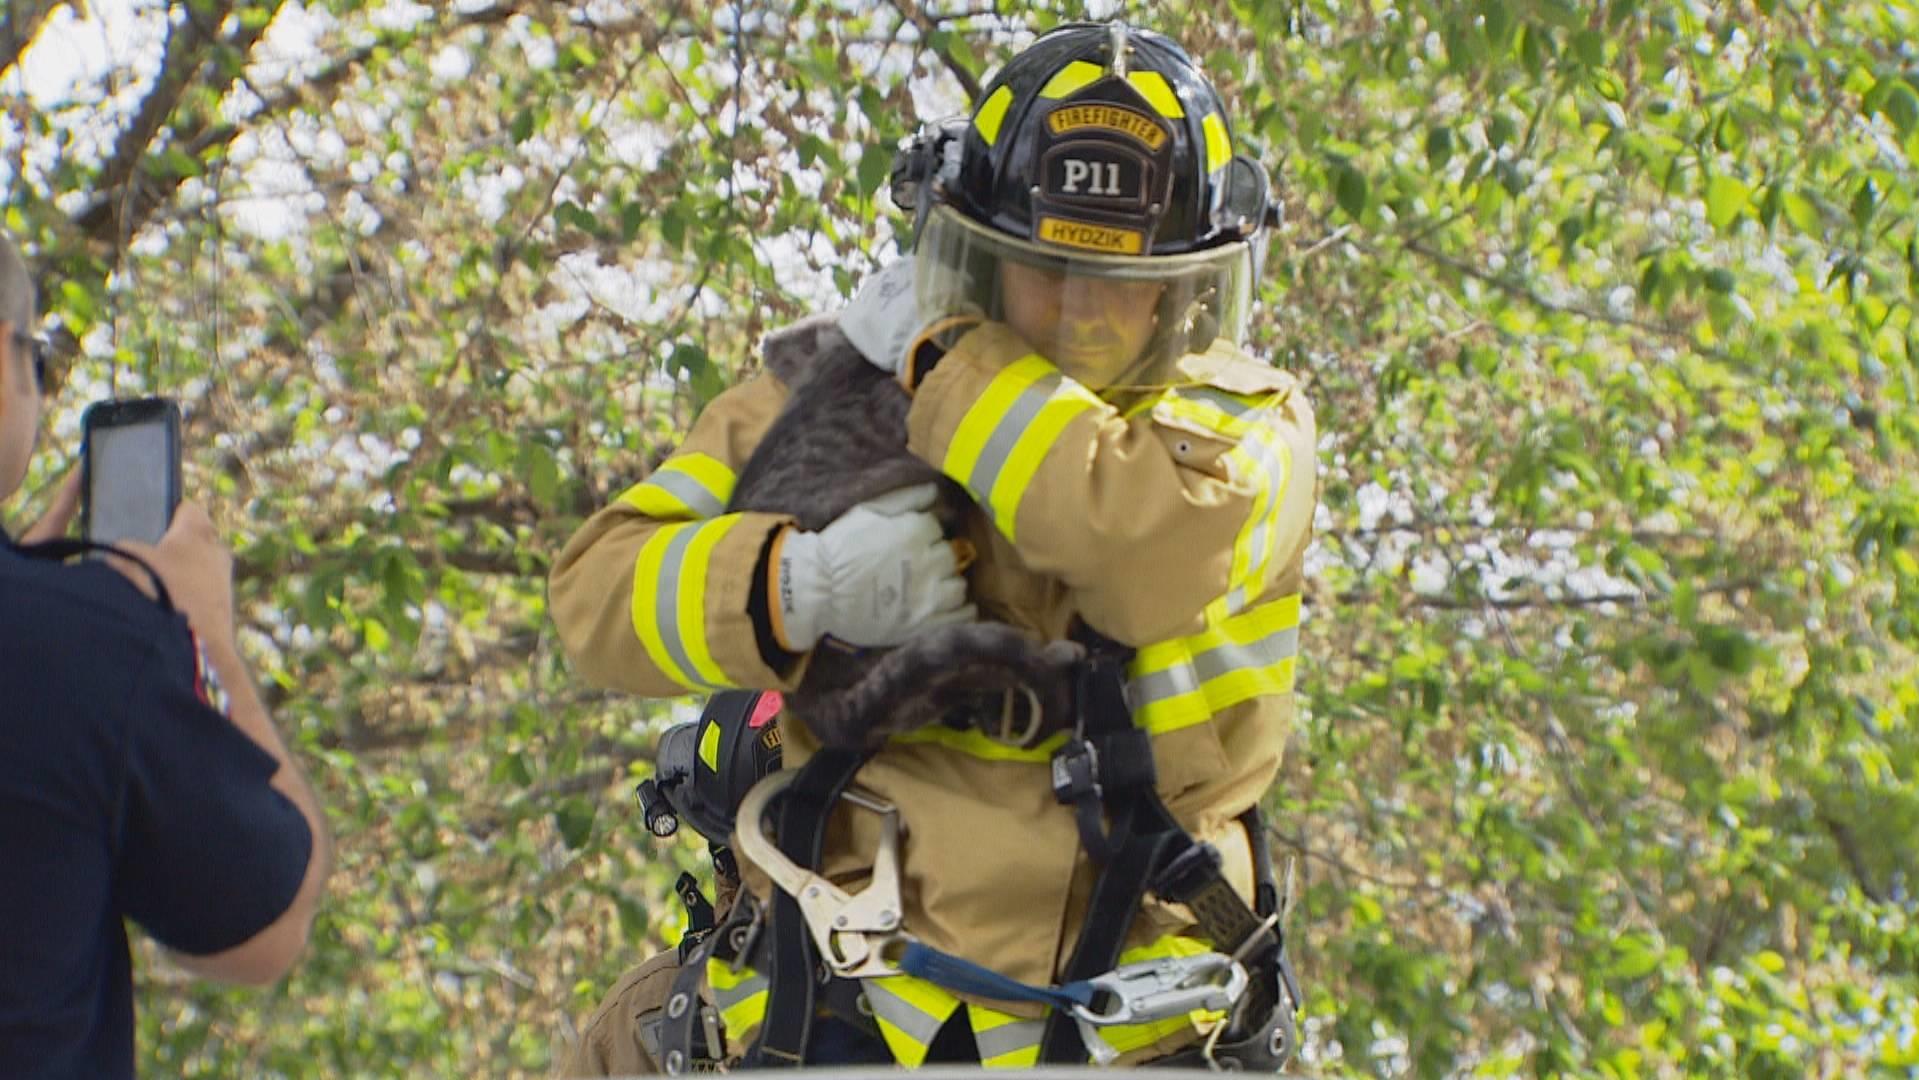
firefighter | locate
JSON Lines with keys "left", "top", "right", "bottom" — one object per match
{"left": 551, "top": 20, "right": 1315, "bottom": 1072}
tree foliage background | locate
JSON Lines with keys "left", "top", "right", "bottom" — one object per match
{"left": 4, "top": 0, "right": 1917, "bottom": 1076}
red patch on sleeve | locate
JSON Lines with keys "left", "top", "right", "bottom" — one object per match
{"left": 748, "top": 692, "right": 783, "bottom": 729}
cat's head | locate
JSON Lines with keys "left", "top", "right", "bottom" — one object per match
{"left": 759, "top": 314, "right": 854, "bottom": 388}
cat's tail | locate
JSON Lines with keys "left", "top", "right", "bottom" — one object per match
{"left": 797, "top": 624, "right": 1085, "bottom": 751}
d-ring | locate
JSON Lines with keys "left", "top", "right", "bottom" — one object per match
{"left": 998, "top": 685, "right": 1044, "bottom": 746}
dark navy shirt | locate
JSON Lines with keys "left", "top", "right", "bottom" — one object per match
{"left": 0, "top": 538, "right": 312, "bottom": 1080}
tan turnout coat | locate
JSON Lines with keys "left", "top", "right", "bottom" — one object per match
{"left": 550, "top": 318, "right": 1316, "bottom": 1063}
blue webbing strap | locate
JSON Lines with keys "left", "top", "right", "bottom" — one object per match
{"left": 897, "top": 941, "right": 1096, "bottom": 1013}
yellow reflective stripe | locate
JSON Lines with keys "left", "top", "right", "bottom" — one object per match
{"left": 1208, "top": 436, "right": 1272, "bottom": 622}
{"left": 1207, "top": 425, "right": 1292, "bottom": 622}
{"left": 698, "top": 718, "right": 722, "bottom": 771}
{"left": 1128, "top": 594, "right": 1302, "bottom": 734}
{"left": 941, "top": 355, "right": 1100, "bottom": 543}
{"left": 1039, "top": 60, "right": 1104, "bottom": 99}
{"left": 864, "top": 976, "right": 963, "bottom": 1067}
{"left": 676, "top": 519, "right": 734, "bottom": 686}
{"left": 986, "top": 384, "right": 1099, "bottom": 543}
{"left": 706, "top": 958, "right": 768, "bottom": 1047}
{"left": 619, "top": 453, "right": 737, "bottom": 520}
{"left": 943, "top": 355, "right": 1052, "bottom": 482}
{"left": 1202, "top": 112, "right": 1232, "bottom": 174}
{"left": 971, "top": 1005, "right": 1045, "bottom": 1068}
{"left": 631, "top": 525, "right": 695, "bottom": 688}
{"left": 630, "top": 518, "right": 742, "bottom": 691}
{"left": 1158, "top": 395, "right": 1252, "bottom": 439}
{"left": 974, "top": 85, "right": 1015, "bottom": 146}
{"left": 1153, "top": 387, "right": 1294, "bottom": 622}
{"left": 1156, "top": 384, "right": 1284, "bottom": 439}
{"left": 892, "top": 725, "right": 1070, "bottom": 763}
{"left": 1127, "top": 71, "right": 1184, "bottom": 118}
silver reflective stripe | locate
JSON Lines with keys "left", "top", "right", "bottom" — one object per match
{"left": 1129, "top": 658, "right": 1204, "bottom": 710}
{"left": 966, "top": 371, "right": 1065, "bottom": 500}
{"left": 974, "top": 1018, "right": 1046, "bottom": 1062}
{"left": 1184, "top": 386, "right": 1259, "bottom": 419}
{"left": 1222, "top": 584, "right": 1249, "bottom": 615}
{"left": 651, "top": 527, "right": 714, "bottom": 689}
{"left": 711, "top": 973, "right": 768, "bottom": 1010}
{"left": 1129, "top": 623, "right": 1299, "bottom": 709}
{"left": 645, "top": 467, "right": 726, "bottom": 519}
{"left": 863, "top": 980, "right": 946, "bottom": 1046}
{"left": 1193, "top": 625, "right": 1299, "bottom": 683}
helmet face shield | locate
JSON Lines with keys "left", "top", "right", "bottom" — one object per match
{"left": 916, "top": 204, "right": 1253, "bottom": 391}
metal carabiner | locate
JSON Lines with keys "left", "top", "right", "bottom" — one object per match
{"left": 734, "top": 770, "right": 913, "bottom": 978}
{"left": 1070, "top": 952, "right": 1250, "bottom": 1028}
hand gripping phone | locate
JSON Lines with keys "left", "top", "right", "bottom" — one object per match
{"left": 81, "top": 397, "right": 183, "bottom": 547}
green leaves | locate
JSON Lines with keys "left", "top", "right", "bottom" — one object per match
{"left": 555, "top": 798, "right": 597, "bottom": 851}
{"left": 1867, "top": 75, "right": 1919, "bottom": 138}
{"left": 1425, "top": 126, "right": 1455, "bottom": 171}
{"left": 1331, "top": 157, "right": 1369, "bottom": 219}
{"left": 857, "top": 145, "right": 891, "bottom": 198}
{"left": 1706, "top": 174, "right": 1751, "bottom": 230}
{"left": 667, "top": 342, "right": 723, "bottom": 404}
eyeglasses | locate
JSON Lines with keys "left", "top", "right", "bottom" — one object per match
{"left": 10, "top": 331, "right": 49, "bottom": 394}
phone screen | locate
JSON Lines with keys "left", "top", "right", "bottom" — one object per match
{"left": 88, "top": 419, "right": 176, "bottom": 545}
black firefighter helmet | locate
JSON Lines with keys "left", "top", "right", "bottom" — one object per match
{"left": 637, "top": 690, "right": 784, "bottom": 843}
{"left": 892, "top": 21, "right": 1279, "bottom": 388}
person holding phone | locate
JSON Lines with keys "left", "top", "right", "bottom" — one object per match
{"left": 0, "top": 229, "right": 333, "bottom": 1080}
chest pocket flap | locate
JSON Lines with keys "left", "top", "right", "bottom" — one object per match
{"left": 1147, "top": 346, "right": 1298, "bottom": 477}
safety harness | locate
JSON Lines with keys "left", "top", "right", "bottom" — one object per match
{"left": 654, "top": 631, "right": 1300, "bottom": 1071}
{"left": 1036, "top": 636, "right": 1300, "bottom": 1068}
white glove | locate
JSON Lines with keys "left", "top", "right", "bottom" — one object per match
{"left": 838, "top": 257, "right": 923, "bottom": 375}
{"left": 773, "top": 483, "right": 976, "bottom": 650}
{"left": 839, "top": 256, "right": 983, "bottom": 379}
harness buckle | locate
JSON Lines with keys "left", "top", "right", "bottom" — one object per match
{"left": 735, "top": 770, "right": 914, "bottom": 979}
{"left": 1151, "top": 842, "right": 1224, "bottom": 904}
{"left": 1071, "top": 952, "right": 1249, "bottom": 1028}
{"left": 1050, "top": 738, "right": 1103, "bottom": 804}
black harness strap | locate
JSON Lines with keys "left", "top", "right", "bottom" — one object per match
{"left": 1036, "top": 630, "right": 1290, "bottom": 1065}
{"left": 743, "top": 747, "right": 869, "bottom": 1067}
{"left": 1038, "top": 635, "right": 1160, "bottom": 1063}
{"left": 657, "top": 935, "right": 722, "bottom": 1075}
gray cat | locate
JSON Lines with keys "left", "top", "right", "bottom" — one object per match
{"left": 727, "top": 315, "right": 1083, "bottom": 751}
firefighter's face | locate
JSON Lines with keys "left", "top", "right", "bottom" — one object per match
{"left": 997, "top": 261, "right": 1164, "bottom": 389}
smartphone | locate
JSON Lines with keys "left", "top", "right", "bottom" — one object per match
{"left": 81, "top": 397, "right": 183, "bottom": 547}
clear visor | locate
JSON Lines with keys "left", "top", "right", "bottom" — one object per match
{"left": 915, "top": 204, "right": 1254, "bottom": 393}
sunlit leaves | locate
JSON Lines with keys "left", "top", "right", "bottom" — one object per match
{"left": 0, "top": 0, "right": 1911, "bottom": 1076}
{"left": 1706, "top": 174, "right": 1751, "bottom": 231}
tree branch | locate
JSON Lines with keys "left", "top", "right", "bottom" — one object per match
{"left": 76, "top": 1, "right": 239, "bottom": 241}
{"left": 887, "top": 0, "right": 983, "bottom": 101}
{"left": 0, "top": 0, "right": 62, "bottom": 75}
{"left": 75, "top": 2, "right": 518, "bottom": 251}
{"left": 1341, "top": 577, "right": 1762, "bottom": 612}
{"left": 1820, "top": 813, "right": 1885, "bottom": 904}
{"left": 1401, "top": 235, "right": 1708, "bottom": 349}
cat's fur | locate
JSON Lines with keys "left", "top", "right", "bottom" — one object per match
{"left": 727, "top": 315, "right": 1082, "bottom": 751}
